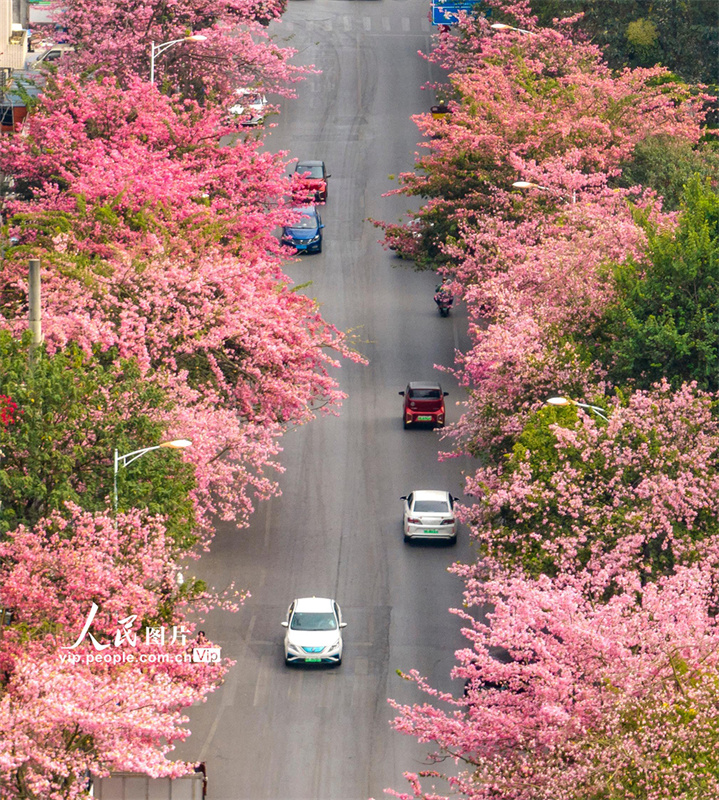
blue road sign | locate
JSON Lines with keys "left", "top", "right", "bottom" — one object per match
{"left": 431, "top": 0, "right": 479, "bottom": 25}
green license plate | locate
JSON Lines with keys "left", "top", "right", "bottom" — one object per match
{"left": 417, "top": 415, "right": 433, "bottom": 421}
{"left": 424, "top": 529, "right": 439, "bottom": 534}
{"left": 305, "top": 657, "right": 321, "bottom": 662}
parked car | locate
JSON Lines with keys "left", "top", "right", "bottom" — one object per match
{"left": 292, "top": 160, "right": 330, "bottom": 202}
{"left": 281, "top": 205, "right": 324, "bottom": 254}
{"left": 30, "top": 44, "right": 74, "bottom": 69}
{"left": 282, "top": 597, "right": 346, "bottom": 665}
{"left": 400, "top": 490, "right": 457, "bottom": 544}
{"left": 399, "top": 381, "right": 448, "bottom": 428}
{"left": 387, "top": 217, "right": 436, "bottom": 260}
{"left": 229, "top": 89, "right": 268, "bottom": 126}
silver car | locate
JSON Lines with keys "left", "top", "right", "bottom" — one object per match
{"left": 229, "top": 88, "right": 268, "bottom": 126}
{"left": 401, "top": 489, "right": 457, "bottom": 544}
{"left": 282, "top": 597, "right": 346, "bottom": 666}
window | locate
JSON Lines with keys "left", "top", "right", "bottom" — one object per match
{"left": 414, "top": 500, "right": 449, "bottom": 513}
{"left": 409, "top": 388, "right": 441, "bottom": 399}
{"left": 291, "top": 612, "right": 337, "bottom": 631}
{"left": 297, "top": 164, "right": 324, "bottom": 179}
{"left": 0, "top": 106, "right": 14, "bottom": 127}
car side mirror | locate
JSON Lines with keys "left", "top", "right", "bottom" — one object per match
{"left": 400, "top": 495, "right": 407, "bottom": 500}
{"left": 320, "top": 223, "right": 325, "bottom": 228}
{"left": 339, "top": 622, "right": 347, "bottom": 628}
{"left": 399, "top": 391, "right": 405, "bottom": 396}
{"left": 443, "top": 392, "right": 449, "bottom": 396}
{"left": 326, "top": 174, "right": 332, "bottom": 178}
{"left": 281, "top": 621, "right": 288, "bottom": 627}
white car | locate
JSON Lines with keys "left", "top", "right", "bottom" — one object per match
{"left": 281, "top": 597, "right": 346, "bottom": 666}
{"left": 30, "top": 44, "right": 75, "bottom": 70}
{"left": 229, "top": 89, "right": 268, "bottom": 126}
{"left": 401, "top": 489, "right": 457, "bottom": 544}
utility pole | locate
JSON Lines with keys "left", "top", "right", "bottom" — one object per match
{"left": 28, "top": 257, "right": 42, "bottom": 364}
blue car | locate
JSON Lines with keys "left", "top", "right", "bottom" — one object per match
{"left": 281, "top": 205, "right": 324, "bottom": 254}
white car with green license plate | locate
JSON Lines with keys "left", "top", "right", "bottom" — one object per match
{"left": 282, "top": 597, "right": 346, "bottom": 666}
{"left": 401, "top": 489, "right": 457, "bottom": 544}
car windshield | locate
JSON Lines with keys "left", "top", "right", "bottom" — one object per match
{"left": 297, "top": 165, "right": 324, "bottom": 179}
{"left": 291, "top": 612, "right": 337, "bottom": 631}
{"left": 238, "top": 92, "right": 262, "bottom": 105}
{"left": 414, "top": 500, "right": 449, "bottom": 513}
{"left": 290, "top": 213, "right": 317, "bottom": 230}
{"left": 410, "top": 388, "right": 441, "bottom": 399}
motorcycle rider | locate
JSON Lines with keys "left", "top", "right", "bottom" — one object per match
{"left": 434, "top": 277, "right": 454, "bottom": 309}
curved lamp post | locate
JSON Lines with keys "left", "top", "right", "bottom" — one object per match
{"left": 113, "top": 439, "right": 192, "bottom": 518}
{"left": 546, "top": 396, "right": 609, "bottom": 422}
{"left": 150, "top": 35, "right": 207, "bottom": 85}
{"left": 490, "top": 23, "right": 534, "bottom": 35}
{"left": 512, "top": 180, "right": 577, "bottom": 205}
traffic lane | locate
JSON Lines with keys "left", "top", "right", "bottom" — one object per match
{"left": 176, "top": 1, "right": 476, "bottom": 797}
{"left": 190, "top": 273, "right": 473, "bottom": 800}
{"left": 175, "top": 273, "right": 473, "bottom": 800}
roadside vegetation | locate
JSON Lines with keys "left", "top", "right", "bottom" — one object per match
{"left": 380, "top": 1, "right": 719, "bottom": 798}
{"left": 0, "top": 1, "right": 363, "bottom": 796}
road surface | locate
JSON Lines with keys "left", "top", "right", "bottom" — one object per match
{"left": 177, "top": 1, "right": 476, "bottom": 797}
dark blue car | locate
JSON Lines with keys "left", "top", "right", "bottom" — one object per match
{"left": 281, "top": 205, "right": 324, "bottom": 254}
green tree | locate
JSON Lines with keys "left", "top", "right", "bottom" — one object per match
{"left": 594, "top": 178, "right": 719, "bottom": 390}
{"left": 616, "top": 136, "right": 719, "bottom": 211}
{"left": 532, "top": 0, "right": 719, "bottom": 85}
{"left": 0, "top": 332, "right": 196, "bottom": 545}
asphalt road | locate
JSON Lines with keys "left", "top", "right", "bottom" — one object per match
{"left": 176, "top": 1, "right": 476, "bottom": 797}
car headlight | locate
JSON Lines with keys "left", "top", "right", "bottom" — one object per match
{"left": 287, "top": 643, "right": 304, "bottom": 654}
{"left": 325, "top": 638, "right": 341, "bottom": 652}
{"left": 308, "top": 234, "right": 320, "bottom": 243}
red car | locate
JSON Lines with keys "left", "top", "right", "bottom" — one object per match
{"left": 399, "top": 382, "right": 448, "bottom": 429}
{"left": 292, "top": 160, "right": 330, "bottom": 203}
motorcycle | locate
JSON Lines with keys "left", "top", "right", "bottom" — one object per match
{"left": 434, "top": 290, "right": 453, "bottom": 317}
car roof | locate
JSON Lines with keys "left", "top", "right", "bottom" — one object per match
{"left": 294, "top": 597, "right": 335, "bottom": 612}
{"left": 296, "top": 160, "right": 324, "bottom": 167}
{"left": 407, "top": 381, "right": 442, "bottom": 390}
{"left": 290, "top": 205, "right": 318, "bottom": 214}
{"left": 410, "top": 490, "right": 451, "bottom": 502}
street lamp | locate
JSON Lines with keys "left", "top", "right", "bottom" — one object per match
{"left": 512, "top": 180, "right": 577, "bottom": 205}
{"left": 150, "top": 35, "right": 207, "bottom": 85}
{"left": 546, "top": 396, "right": 609, "bottom": 422}
{"left": 113, "top": 439, "right": 192, "bottom": 517}
{"left": 490, "top": 23, "right": 534, "bottom": 35}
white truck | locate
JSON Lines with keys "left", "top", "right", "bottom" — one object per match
{"left": 89, "top": 765, "right": 207, "bottom": 800}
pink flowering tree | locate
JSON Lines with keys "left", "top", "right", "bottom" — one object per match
{"left": 377, "top": 7, "right": 719, "bottom": 797}
{"left": 375, "top": 0, "right": 709, "bottom": 456}
{"left": 0, "top": 77, "right": 363, "bottom": 537}
{"left": 385, "top": 381, "right": 719, "bottom": 798}
{"left": 377, "top": 0, "right": 705, "bottom": 269}
{"left": 445, "top": 187, "right": 661, "bottom": 455}
{"left": 462, "top": 381, "right": 719, "bottom": 592}
{"left": 0, "top": 504, "right": 237, "bottom": 799}
{"left": 387, "top": 566, "right": 719, "bottom": 800}
{"left": 48, "top": 0, "right": 304, "bottom": 106}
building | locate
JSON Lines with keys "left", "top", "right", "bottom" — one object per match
{"left": 0, "top": 0, "right": 27, "bottom": 73}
